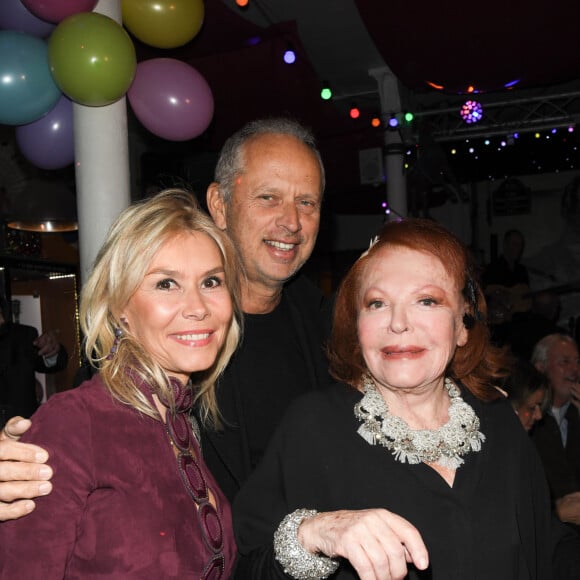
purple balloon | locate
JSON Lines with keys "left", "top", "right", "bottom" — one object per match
{"left": 15, "top": 94, "right": 74, "bottom": 169}
{"left": 128, "top": 58, "right": 214, "bottom": 142}
{"left": 0, "top": 0, "right": 55, "bottom": 37}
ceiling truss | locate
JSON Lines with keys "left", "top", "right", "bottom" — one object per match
{"left": 413, "top": 90, "right": 580, "bottom": 142}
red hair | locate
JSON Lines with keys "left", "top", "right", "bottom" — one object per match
{"left": 327, "top": 218, "right": 509, "bottom": 401}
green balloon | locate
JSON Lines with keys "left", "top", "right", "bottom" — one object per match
{"left": 49, "top": 12, "right": 136, "bottom": 107}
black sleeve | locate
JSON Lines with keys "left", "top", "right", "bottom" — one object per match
{"left": 232, "top": 413, "right": 297, "bottom": 579}
{"left": 35, "top": 343, "right": 68, "bottom": 374}
{"left": 232, "top": 390, "right": 344, "bottom": 579}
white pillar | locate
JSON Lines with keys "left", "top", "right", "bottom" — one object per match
{"left": 74, "top": 0, "right": 131, "bottom": 283}
{"left": 369, "top": 66, "right": 407, "bottom": 219}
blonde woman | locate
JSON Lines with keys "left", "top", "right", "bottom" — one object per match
{"left": 0, "top": 189, "right": 242, "bottom": 579}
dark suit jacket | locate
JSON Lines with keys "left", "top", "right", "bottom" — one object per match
{"left": 199, "top": 275, "right": 333, "bottom": 502}
{"left": 531, "top": 404, "right": 580, "bottom": 500}
{"left": 0, "top": 322, "right": 68, "bottom": 419}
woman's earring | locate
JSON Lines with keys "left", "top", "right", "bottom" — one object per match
{"left": 107, "top": 326, "right": 123, "bottom": 360}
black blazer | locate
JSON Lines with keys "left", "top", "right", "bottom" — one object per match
{"left": 532, "top": 404, "right": 580, "bottom": 500}
{"left": 0, "top": 322, "right": 68, "bottom": 419}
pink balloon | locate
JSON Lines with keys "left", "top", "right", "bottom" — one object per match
{"left": 20, "top": 0, "right": 98, "bottom": 24}
{"left": 15, "top": 95, "right": 74, "bottom": 170}
{"left": 128, "top": 58, "right": 214, "bottom": 142}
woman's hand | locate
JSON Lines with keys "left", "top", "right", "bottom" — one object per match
{"left": 0, "top": 417, "right": 53, "bottom": 521}
{"left": 298, "top": 509, "right": 429, "bottom": 580}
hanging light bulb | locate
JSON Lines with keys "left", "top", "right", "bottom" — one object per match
{"left": 283, "top": 44, "right": 296, "bottom": 64}
{"left": 349, "top": 104, "right": 360, "bottom": 119}
{"left": 320, "top": 81, "right": 332, "bottom": 100}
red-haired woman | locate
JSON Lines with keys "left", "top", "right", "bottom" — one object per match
{"left": 234, "top": 218, "right": 552, "bottom": 579}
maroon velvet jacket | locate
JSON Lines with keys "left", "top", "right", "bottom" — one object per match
{"left": 0, "top": 374, "right": 236, "bottom": 579}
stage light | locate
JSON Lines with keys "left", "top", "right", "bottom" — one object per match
{"left": 320, "top": 82, "right": 332, "bottom": 100}
{"left": 460, "top": 100, "right": 483, "bottom": 124}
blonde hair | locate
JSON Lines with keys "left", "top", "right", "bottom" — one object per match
{"left": 80, "top": 189, "right": 243, "bottom": 427}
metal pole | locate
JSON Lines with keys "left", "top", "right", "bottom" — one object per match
{"left": 370, "top": 66, "right": 407, "bottom": 219}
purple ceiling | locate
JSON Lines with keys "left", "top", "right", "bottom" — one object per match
{"left": 355, "top": 0, "right": 580, "bottom": 94}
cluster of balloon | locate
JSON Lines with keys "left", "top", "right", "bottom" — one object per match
{"left": 0, "top": 0, "right": 213, "bottom": 171}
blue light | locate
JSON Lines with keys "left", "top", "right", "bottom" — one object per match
{"left": 388, "top": 116, "right": 399, "bottom": 128}
{"left": 283, "top": 49, "right": 296, "bottom": 64}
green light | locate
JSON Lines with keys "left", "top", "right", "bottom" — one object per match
{"left": 320, "top": 87, "right": 332, "bottom": 100}
{"left": 404, "top": 112, "right": 414, "bottom": 123}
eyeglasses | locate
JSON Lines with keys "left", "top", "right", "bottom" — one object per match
{"left": 165, "top": 400, "right": 225, "bottom": 578}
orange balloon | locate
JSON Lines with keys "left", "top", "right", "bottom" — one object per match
{"left": 122, "top": 0, "right": 204, "bottom": 49}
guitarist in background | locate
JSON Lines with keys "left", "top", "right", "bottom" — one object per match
{"left": 482, "top": 230, "right": 531, "bottom": 346}
{"left": 482, "top": 228, "right": 530, "bottom": 289}
{"left": 526, "top": 176, "right": 580, "bottom": 335}
{"left": 482, "top": 229, "right": 568, "bottom": 357}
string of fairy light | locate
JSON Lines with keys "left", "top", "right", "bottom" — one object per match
{"left": 234, "top": 0, "right": 580, "bottom": 208}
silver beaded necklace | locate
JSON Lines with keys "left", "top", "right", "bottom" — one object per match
{"left": 354, "top": 375, "right": 485, "bottom": 469}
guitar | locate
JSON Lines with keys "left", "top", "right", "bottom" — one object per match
{"left": 485, "top": 281, "right": 580, "bottom": 324}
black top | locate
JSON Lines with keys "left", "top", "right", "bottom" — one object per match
{"left": 233, "top": 383, "right": 553, "bottom": 579}
{"left": 483, "top": 255, "right": 530, "bottom": 288}
{"left": 200, "top": 275, "right": 334, "bottom": 502}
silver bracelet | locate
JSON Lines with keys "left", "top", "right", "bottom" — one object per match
{"left": 273, "top": 508, "right": 339, "bottom": 580}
